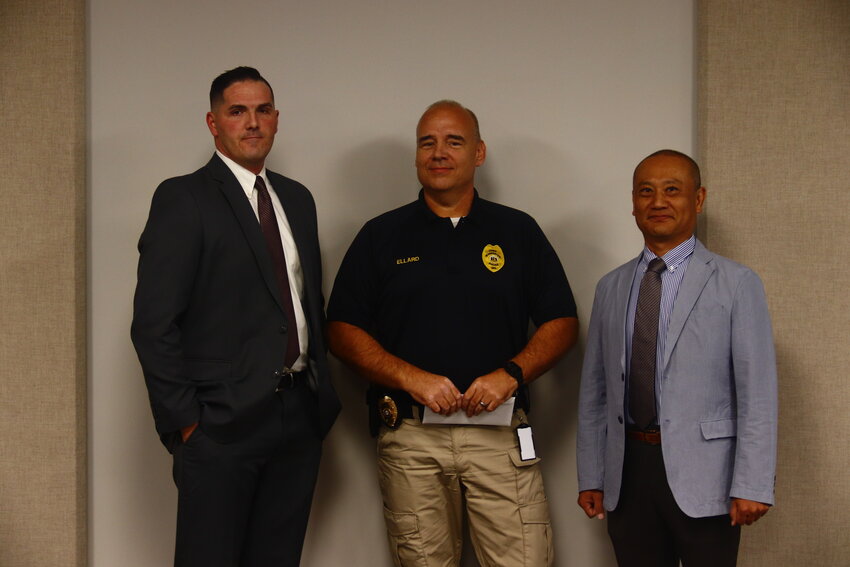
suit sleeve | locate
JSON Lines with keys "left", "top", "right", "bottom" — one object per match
{"left": 729, "top": 270, "right": 778, "bottom": 504}
{"left": 576, "top": 279, "right": 608, "bottom": 492}
{"left": 131, "top": 181, "right": 202, "bottom": 436}
{"left": 310, "top": 206, "right": 328, "bottom": 348}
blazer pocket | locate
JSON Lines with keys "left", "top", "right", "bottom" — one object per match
{"left": 700, "top": 418, "right": 737, "bottom": 440}
{"left": 181, "top": 358, "right": 233, "bottom": 382}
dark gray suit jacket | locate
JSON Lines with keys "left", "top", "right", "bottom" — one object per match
{"left": 132, "top": 154, "right": 340, "bottom": 449}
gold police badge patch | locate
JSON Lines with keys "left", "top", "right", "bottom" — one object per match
{"left": 482, "top": 244, "right": 505, "bottom": 273}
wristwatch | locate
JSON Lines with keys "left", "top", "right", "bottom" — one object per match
{"left": 503, "top": 361, "right": 524, "bottom": 390}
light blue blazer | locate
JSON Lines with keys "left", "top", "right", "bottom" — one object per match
{"left": 576, "top": 240, "right": 777, "bottom": 517}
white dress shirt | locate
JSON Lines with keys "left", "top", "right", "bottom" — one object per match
{"left": 216, "top": 151, "right": 309, "bottom": 371}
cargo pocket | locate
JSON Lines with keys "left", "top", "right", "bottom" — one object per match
{"left": 383, "top": 507, "right": 426, "bottom": 567}
{"left": 519, "top": 500, "right": 554, "bottom": 566}
{"left": 509, "top": 449, "right": 545, "bottom": 504}
{"left": 508, "top": 450, "right": 553, "bottom": 565}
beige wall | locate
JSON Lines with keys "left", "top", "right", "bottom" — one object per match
{"left": 698, "top": 0, "right": 850, "bottom": 563}
{"left": 0, "top": 1, "right": 87, "bottom": 566}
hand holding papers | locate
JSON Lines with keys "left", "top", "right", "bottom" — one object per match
{"left": 422, "top": 397, "right": 515, "bottom": 427}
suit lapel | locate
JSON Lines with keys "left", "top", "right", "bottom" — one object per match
{"left": 206, "top": 155, "right": 285, "bottom": 312}
{"left": 663, "top": 241, "right": 715, "bottom": 369}
{"left": 616, "top": 256, "right": 641, "bottom": 374}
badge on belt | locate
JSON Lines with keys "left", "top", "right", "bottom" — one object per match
{"left": 378, "top": 395, "right": 401, "bottom": 429}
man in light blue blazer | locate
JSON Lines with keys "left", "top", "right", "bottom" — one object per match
{"left": 576, "top": 150, "right": 777, "bottom": 567}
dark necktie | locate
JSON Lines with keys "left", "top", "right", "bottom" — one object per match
{"left": 255, "top": 176, "right": 300, "bottom": 368}
{"left": 629, "top": 257, "right": 667, "bottom": 430}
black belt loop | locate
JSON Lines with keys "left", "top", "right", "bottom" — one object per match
{"left": 396, "top": 401, "right": 424, "bottom": 421}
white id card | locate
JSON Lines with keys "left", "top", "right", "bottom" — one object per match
{"left": 516, "top": 424, "right": 537, "bottom": 461}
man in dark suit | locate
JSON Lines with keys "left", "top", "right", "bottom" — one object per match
{"left": 576, "top": 150, "right": 777, "bottom": 566}
{"left": 132, "top": 66, "right": 340, "bottom": 567}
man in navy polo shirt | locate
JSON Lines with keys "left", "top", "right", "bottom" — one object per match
{"left": 328, "top": 100, "right": 578, "bottom": 566}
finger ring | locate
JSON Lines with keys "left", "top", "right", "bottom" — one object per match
{"left": 479, "top": 401, "right": 488, "bottom": 407}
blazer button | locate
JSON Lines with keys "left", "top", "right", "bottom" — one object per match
{"left": 617, "top": 416, "right": 623, "bottom": 424}
{"left": 279, "top": 325, "right": 287, "bottom": 334}
{"left": 273, "top": 370, "right": 281, "bottom": 378}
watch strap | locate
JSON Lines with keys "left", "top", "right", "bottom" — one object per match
{"left": 503, "top": 360, "right": 524, "bottom": 390}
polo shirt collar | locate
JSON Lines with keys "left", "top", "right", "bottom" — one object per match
{"left": 416, "top": 188, "right": 482, "bottom": 224}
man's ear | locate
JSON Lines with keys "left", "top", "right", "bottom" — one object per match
{"left": 695, "top": 186, "right": 707, "bottom": 213}
{"left": 475, "top": 140, "right": 486, "bottom": 166}
{"left": 206, "top": 112, "right": 218, "bottom": 137}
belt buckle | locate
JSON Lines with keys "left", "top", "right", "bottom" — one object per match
{"left": 275, "top": 367, "right": 297, "bottom": 392}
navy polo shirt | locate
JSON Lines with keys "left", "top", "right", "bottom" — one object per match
{"left": 328, "top": 190, "right": 577, "bottom": 400}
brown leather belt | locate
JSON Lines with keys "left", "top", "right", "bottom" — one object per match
{"left": 626, "top": 429, "right": 661, "bottom": 445}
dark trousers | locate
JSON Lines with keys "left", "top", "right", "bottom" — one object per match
{"left": 172, "top": 380, "right": 322, "bottom": 567}
{"left": 607, "top": 439, "right": 740, "bottom": 567}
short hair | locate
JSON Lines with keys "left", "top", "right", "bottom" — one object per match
{"left": 422, "top": 99, "right": 481, "bottom": 141}
{"left": 209, "top": 66, "right": 274, "bottom": 109}
{"left": 634, "top": 149, "right": 702, "bottom": 189}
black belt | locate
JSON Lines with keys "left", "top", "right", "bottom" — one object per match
{"left": 626, "top": 428, "right": 661, "bottom": 445}
{"left": 274, "top": 369, "right": 308, "bottom": 392}
{"left": 395, "top": 401, "right": 423, "bottom": 420}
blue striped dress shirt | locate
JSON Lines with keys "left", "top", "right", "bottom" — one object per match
{"left": 625, "top": 235, "right": 696, "bottom": 426}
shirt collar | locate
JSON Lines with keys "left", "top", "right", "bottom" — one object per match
{"left": 416, "top": 188, "right": 481, "bottom": 224}
{"left": 639, "top": 235, "right": 696, "bottom": 273}
{"left": 216, "top": 150, "right": 269, "bottom": 199}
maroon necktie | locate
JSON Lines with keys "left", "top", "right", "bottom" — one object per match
{"left": 255, "top": 176, "right": 300, "bottom": 368}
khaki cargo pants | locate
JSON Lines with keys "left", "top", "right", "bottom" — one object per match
{"left": 376, "top": 410, "right": 554, "bottom": 567}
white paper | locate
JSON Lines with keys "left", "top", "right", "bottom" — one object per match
{"left": 421, "top": 397, "right": 515, "bottom": 426}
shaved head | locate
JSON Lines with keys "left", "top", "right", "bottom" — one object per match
{"left": 634, "top": 149, "right": 701, "bottom": 190}
{"left": 420, "top": 100, "right": 481, "bottom": 142}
